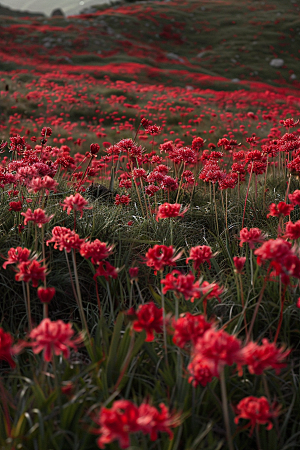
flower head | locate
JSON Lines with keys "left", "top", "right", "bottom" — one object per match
{"left": 132, "top": 302, "right": 163, "bottom": 342}
{"left": 234, "top": 396, "right": 280, "bottom": 435}
{"left": 62, "top": 193, "right": 91, "bottom": 218}
{"left": 156, "top": 203, "right": 188, "bottom": 221}
{"left": 144, "top": 245, "right": 182, "bottom": 273}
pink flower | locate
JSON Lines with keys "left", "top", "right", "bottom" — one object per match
{"left": 29, "top": 318, "right": 82, "bottom": 362}
{"left": 239, "top": 227, "right": 266, "bottom": 249}
{"left": 21, "top": 208, "right": 54, "bottom": 228}
{"left": 62, "top": 193, "right": 91, "bottom": 218}
{"left": 15, "top": 259, "right": 47, "bottom": 287}
{"left": 46, "top": 226, "right": 83, "bottom": 252}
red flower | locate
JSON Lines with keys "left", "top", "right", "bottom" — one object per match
{"left": 15, "top": 259, "right": 47, "bottom": 287}
{"left": 233, "top": 256, "right": 246, "bottom": 274}
{"left": 161, "top": 270, "right": 199, "bottom": 300}
{"left": 234, "top": 396, "right": 280, "bottom": 435}
{"left": 62, "top": 193, "right": 91, "bottom": 218}
{"left": 0, "top": 328, "right": 19, "bottom": 368}
{"left": 115, "top": 194, "right": 131, "bottom": 206}
{"left": 21, "top": 208, "right": 54, "bottom": 228}
{"left": 2, "top": 246, "right": 31, "bottom": 269}
{"left": 9, "top": 201, "right": 22, "bottom": 212}
{"left": 129, "top": 267, "right": 139, "bottom": 281}
{"left": 243, "top": 339, "right": 290, "bottom": 375}
{"left": 239, "top": 227, "right": 266, "bottom": 249}
{"left": 188, "top": 355, "right": 217, "bottom": 387}
{"left": 46, "top": 226, "right": 83, "bottom": 252}
{"left": 136, "top": 403, "right": 180, "bottom": 441}
{"left": 288, "top": 190, "right": 300, "bottom": 205}
{"left": 90, "top": 143, "right": 100, "bottom": 155}
{"left": 267, "top": 202, "right": 294, "bottom": 218}
{"left": 144, "top": 245, "right": 182, "bottom": 272}
{"left": 156, "top": 203, "right": 188, "bottom": 221}
{"left": 197, "top": 280, "right": 224, "bottom": 302}
{"left": 28, "top": 175, "right": 58, "bottom": 194}
{"left": 29, "top": 318, "right": 82, "bottom": 362}
{"left": 132, "top": 302, "right": 163, "bottom": 342}
{"left": 37, "top": 287, "right": 56, "bottom": 304}
{"left": 93, "top": 261, "right": 119, "bottom": 281}
{"left": 284, "top": 220, "right": 300, "bottom": 240}
{"left": 41, "top": 126, "right": 52, "bottom": 137}
{"left": 96, "top": 400, "right": 140, "bottom": 449}
{"left": 186, "top": 245, "right": 213, "bottom": 270}
{"left": 80, "top": 240, "right": 114, "bottom": 265}
{"left": 172, "top": 313, "right": 212, "bottom": 348}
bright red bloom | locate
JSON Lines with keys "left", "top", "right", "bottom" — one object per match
{"left": 137, "top": 403, "right": 180, "bottom": 441}
{"left": 267, "top": 202, "right": 294, "bottom": 218}
{"left": 172, "top": 313, "right": 212, "bottom": 348}
{"left": 284, "top": 220, "right": 300, "bottom": 240}
{"left": 29, "top": 318, "right": 81, "bottom": 362}
{"left": 28, "top": 175, "right": 58, "bottom": 194}
{"left": 115, "top": 194, "right": 131, "bottom": 206}
{"left": 234, "top": 396, "right": 280, "bottom": 435}
{"left": 0, "top": 328, "right": 18, "bottom": 368}
{"left": 132, "top": 302, "right": 163, "bottom": 341}
{"left": 188, "top": 354, "right": 217, "bottom": 387}
{"left": 193, "top": 328, "right": 244, "bottom": 375}
{"left": 186, "top": 245, "right": 213, "bottom": 270}
{"left": 41, "top": 126, "right": 52, "bottom": 137}
{"left": 90, "top": 143, "right": 100, "bottom": 155}
{"left": 233, "top": 256, "right": 246, "bottom": 274}
{"left": 144, "top": 245, "right": 182, "bottom": 272}
{"left": 288, "top": 190, "right": 300, "bottom": 205}
{"left": 15, "top": 259, "right": 46, "bottom": 287}
{"left": 197, "top": 280, "right": 224, "bottom": 302}
{"left": 93, "top": 261, "right": 119, "bottom": 281}
{"left": 37, "top": 287, "right": 56, "bottom": 304}
{"left": 192, "top": 136, "right": 204, "bottom": 151}
{"left": 62, "top": 193, "right": 91, "bottom": 218}
{"left": 156, "top": 203, "right": 188, "bottom": 221}
{"left": 80, "top": 240, "right": 114, "bottom": 265}
{"left": 97, "top": 400, "right": 140, "bottom": 449}
{"left": 21, "top": 208, "right": 54, "bottom": 228}
{"left": 254, "top": 238, "right": 291, "bottom": 266}
{"left": 161, "top": 270, "right": 199, "bottom": 300}
{"left": 9, "top": 201, "right": 22, "bottom": 212}
{"left": 239, "top": 227, "right": 266, "bottom": 249}
{"left": 46, "top": 226, "right": 83, "bottom": 252}
{"left": 243, "top": 339, "right": 291, "bottom": 375}
{"left": 3, "top": 246, "right": 31, "bottom": 269}
{"left": 129, "top": 267, "right": 139, "bottom": 280}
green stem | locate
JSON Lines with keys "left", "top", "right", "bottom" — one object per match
{"left": 71, "top": 249, "right": 90, "bottom": 340}
{"left": 220, "top": 370, "right": 234, "bottom": 450}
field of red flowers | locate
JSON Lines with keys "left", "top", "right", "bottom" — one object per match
{"left": 1, "top": 1, "right": 300, "bottom": 449}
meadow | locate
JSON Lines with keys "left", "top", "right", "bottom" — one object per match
{"left": 1, "top": 0, "right": 300, "bottom": 449}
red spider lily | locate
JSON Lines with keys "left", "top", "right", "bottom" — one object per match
{"left": 161, "top": 270, "right": 199, "bottom": 300}
{"left": 21, "top": 208, "right": 54, "bottom": 228}
{"left": 62, "top": 193, "right": 91, "bottom": 218}
{"left": 188, "top": 354, "right": 217, "bottom": 387}
{"left": 93, "top": 261, "right": 119, "bottom": 281}
{"left": 28, "top": 318, "right": 82, "bottom": 362}
{"left": 41, "top": 127, "right": 52, "bottom": 137}
{"left": 172, "top": 313, "right": 212, "bottom": 348}
{"left": 233, "top": 256, "right": 246, "bottom": 274}
{"left": 280, "top": 118, "right": 299, "bottom": 128}
{"left": 9, "top": 201, "right": 22, "bottom": 212}
{"left": 46, "top": 226, "right": 83, "bottom": 252}
{"left": 284, "top": 220, "right": 300, "bottom": 240}
{"left": 191, "top": 136, "right": 204, "bottom": 151}
{"left": 288, "top": 190, "right": 300, "bottom": 205}
{"left": 234, "top": 396, "right": 280, "bottom": 436}
{"left": 156, "top": 203, "right": 188, "bottom": 221}
{"left": 15, "top": 259, "right": 47, "bottom": 287}
{"left": 243, "top": 339, "right": 291, "bottom": 375}
{"left": 0, "top": 328, "right": 21, "bottom": 368}
{"left": 80, "top": 240, "right": 114, "bottom": 265}
{"left": 197, "top": 280, "right": 224, "bottom": 302}
{"left": 239, "top": 227, "right": 266, "bottom": 249}
{"left": 129, "top": 267, "right": 139, "bottom": 281}
{"left": 2, "top": 246, "right": 31, "bottom": 269}
{"left": 141, "top": 118, "right": 162, "bottom": 136}
{"left": 115, "top": 194, "right": 131, "bottom": 205}
{"left": 28, "top": 175, "right": 58, "bottom": 194}
{"left": 267, "top": 202, "right": 294, "bottom": 218}
{"left": 131, "top": 302, "right": 163, "bottom": 342}
{"left": 96, "top": 400, "right": 179, "bottom": 449}
{"left": 37, "top": 287, "right": 56, "bottom": 304}
{"left": 144, "top": 245, "right": 182, "bottom": 272}
{"left": 90, "top": 143, "right": 100, "bottom": 155}
{"left": 186, "top": 245, "right": 213, "bottom": 270}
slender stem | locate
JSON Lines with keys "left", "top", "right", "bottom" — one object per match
{"left": 246, "top": 267, "right": 271, "bottom": 344}
{"left": 213, "top": 183, "right": 219, "bottom": 235}
{"left": 242, "top": 162, "right": 253, "bottom": 229}
{"left": 26, "top": 282, "right": 32, "bottom": 332}
{"left": 160, "top": 271, "right": 169, "bottom": 366}
{"left": 238, "top": 273, "right": 248, "bottom": 339}
{"left": 274, "top": 284, "right": 287, "bottom": 343}
{"left": 71, "top": 249, "right": 90, "bottom": 340}
{"left": 95, "top": 280, "right": 101, "bottom": 318}
{"left": 113, "top": 332, "right": 135, "bottom": 392}
{"left": 43, "top": 303, "right": 48, "bottom": 319}
{"left": 64, "top": 249, "right": 79, "bottom": 303}
{"left": 220, "top": 370, "right": 234, "bottom": 450}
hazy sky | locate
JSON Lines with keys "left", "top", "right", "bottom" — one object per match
{"left": 0, "top": 0, "right": 112, "bottom": 16}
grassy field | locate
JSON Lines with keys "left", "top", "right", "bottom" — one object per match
{"left": 0, "top": 1, "right": 300, "bottom": 449}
